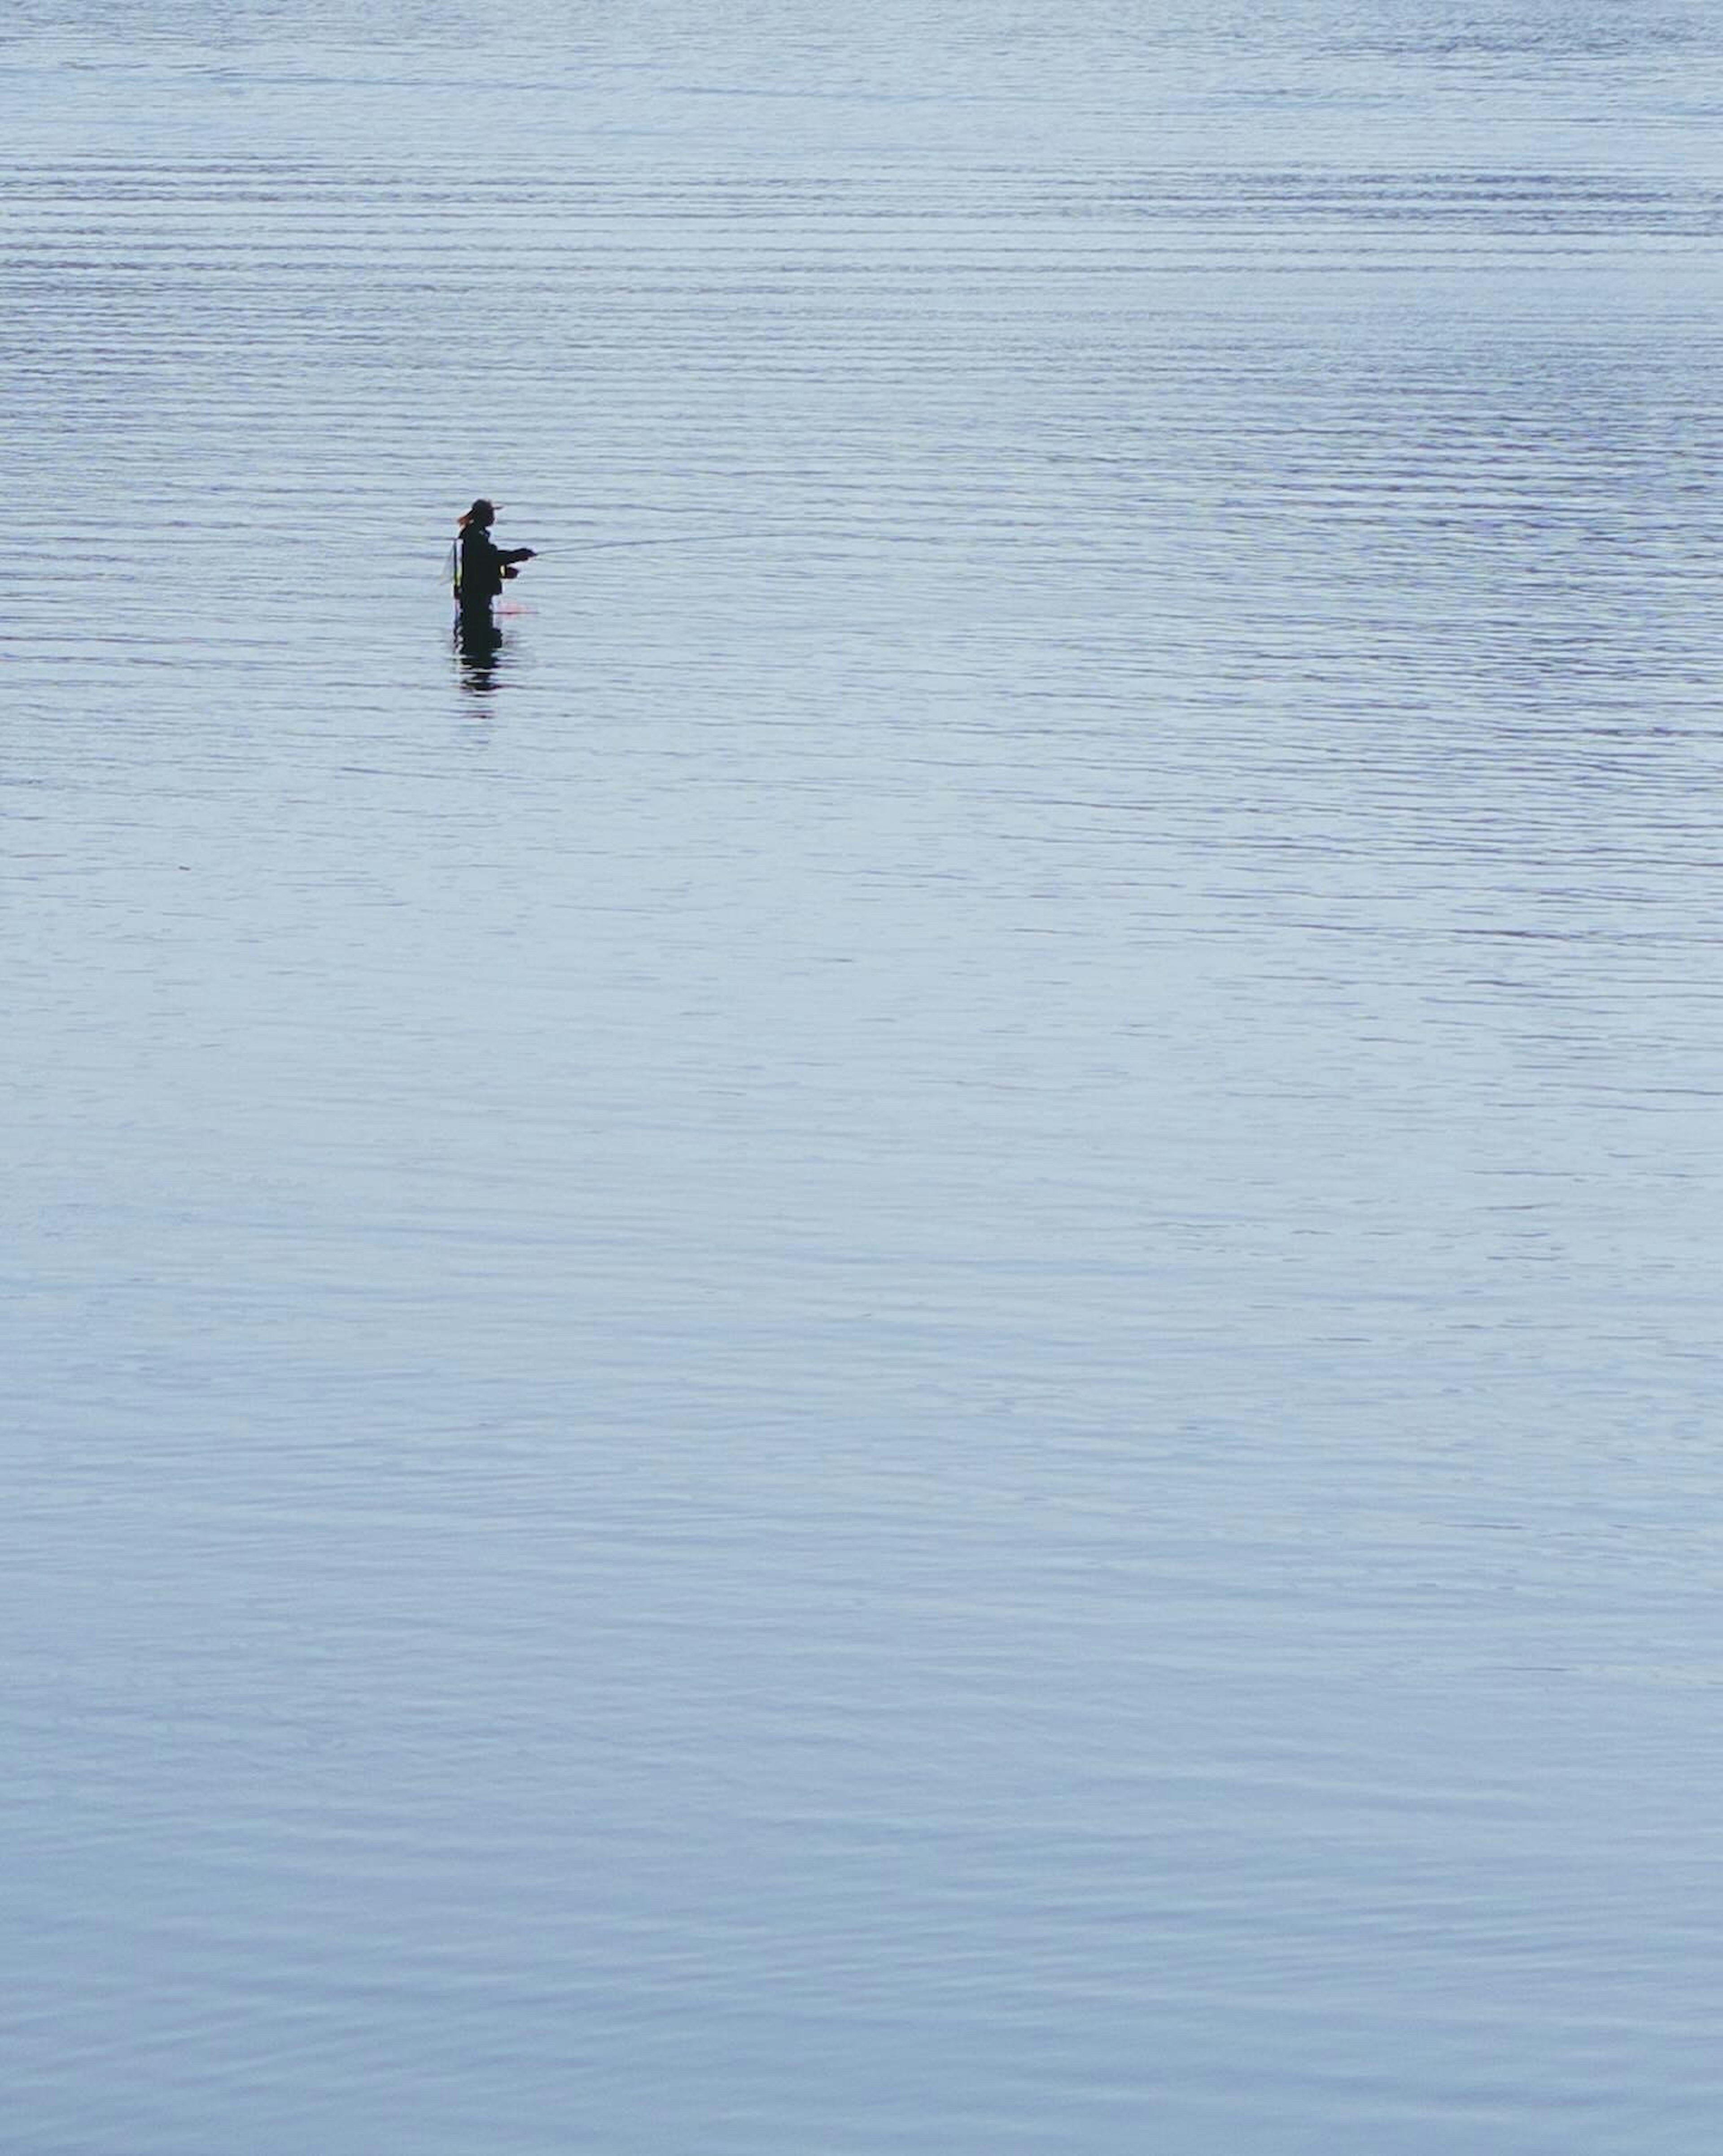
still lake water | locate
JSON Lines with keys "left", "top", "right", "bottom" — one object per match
{"left": 4, "top": 3, "right": 1723, "bottom": 2149}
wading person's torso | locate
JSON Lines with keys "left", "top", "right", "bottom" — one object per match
{"left": 457, "top": 524, "right": 505, "bottom": 615}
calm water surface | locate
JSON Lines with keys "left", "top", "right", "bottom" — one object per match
{"left": 4, "top": 4, "right": 1723, "bottom": 2151}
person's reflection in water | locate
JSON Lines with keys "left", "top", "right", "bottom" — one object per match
{"left": 452, "top": 496, "right": 536, "bottom": 692}
{"left": 455, "top": 609, "right": 506, "bottom": 695}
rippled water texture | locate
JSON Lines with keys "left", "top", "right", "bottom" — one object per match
{"left": 4, "top": 4, "right": 1723, "bottom": 2151}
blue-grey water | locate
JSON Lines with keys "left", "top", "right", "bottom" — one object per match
{"left": 4, "top": 4, "right": 1723, "bottom": 2151}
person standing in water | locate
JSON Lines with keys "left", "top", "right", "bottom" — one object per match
{"left": 454, "top": 498, "right": 536, "bottom": 646}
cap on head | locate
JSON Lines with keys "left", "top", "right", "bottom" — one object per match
{"left": 465, "top": 497, "right": 497, "bottom": 524}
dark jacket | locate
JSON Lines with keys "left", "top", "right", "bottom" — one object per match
{"left": 457, "top": 525, "right": 532, "bottom": 610}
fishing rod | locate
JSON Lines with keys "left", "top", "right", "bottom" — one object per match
{"left": 534, "top": 527, "right": 813, "bottom": 554}
{"left": 442, "top": 524, "right": 816, "bottom": 584}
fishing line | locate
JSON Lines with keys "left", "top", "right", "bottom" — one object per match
{"left": 441, "top": 526, "right": 813, "bottom": 581}
{"left": 535, "top": 528, "right": 812, "bottom": 555}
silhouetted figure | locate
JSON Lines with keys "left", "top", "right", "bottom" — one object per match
{"left": 454, "top": 498, "right": 535, "bottom": 643}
